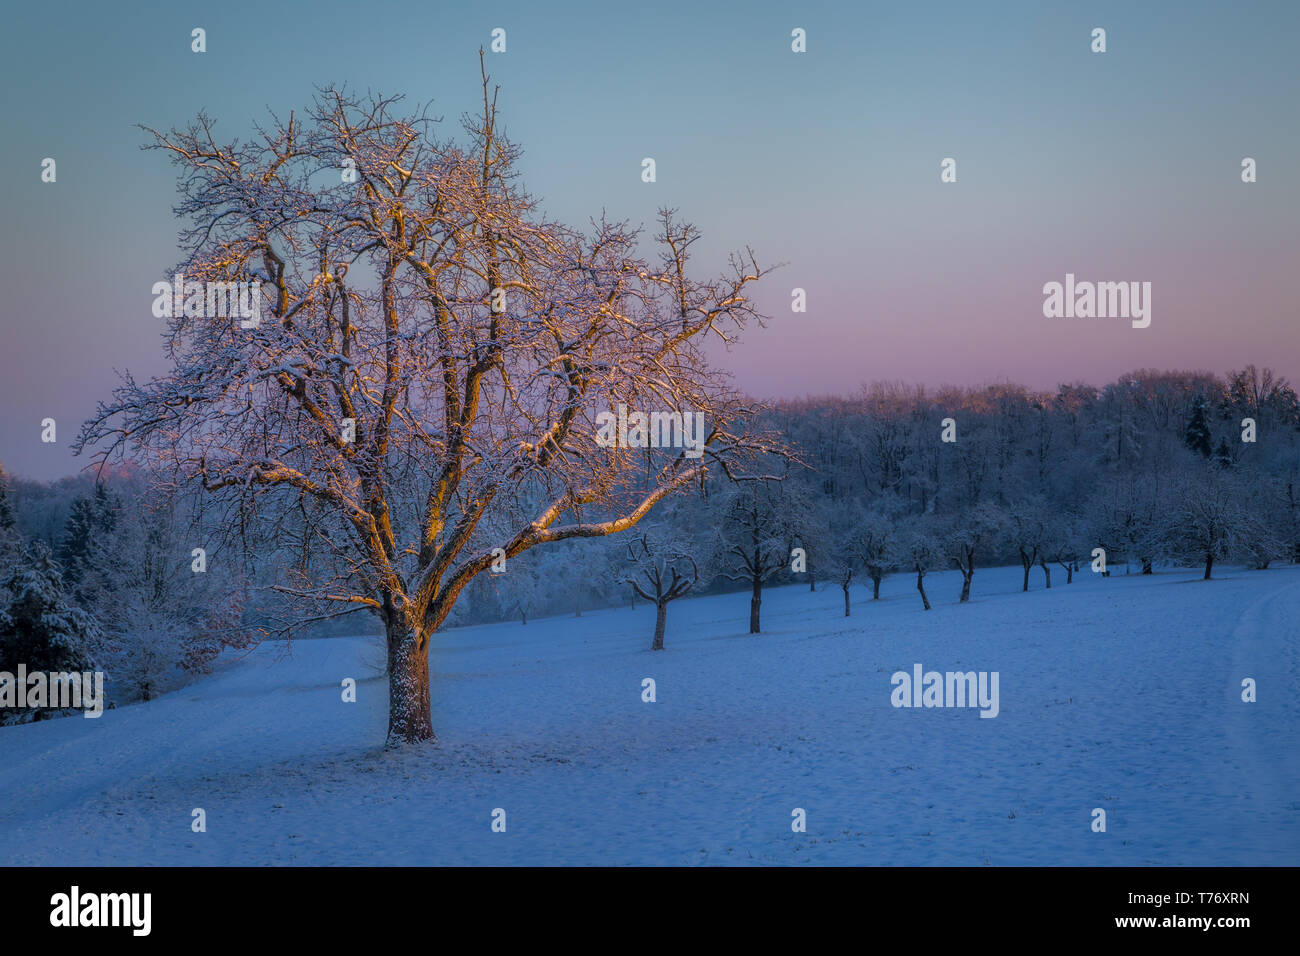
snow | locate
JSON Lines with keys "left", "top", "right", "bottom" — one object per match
{"left": 2, "top": 563, "right": 1297, "bottom": 865}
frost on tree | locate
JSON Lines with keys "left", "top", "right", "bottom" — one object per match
{"left": 720, "top": 481, "right": 801, "bottom": 633}
{"left": 76, "top": 59, "right": 784, "bottom": 744}
{"left": 622, "top": 526, "right": 699, "bottom": 650}
{"left": 0, "top": 542, "right": 98, "bottom": 721}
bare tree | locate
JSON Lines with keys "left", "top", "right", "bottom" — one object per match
{"left": 821, "top": 504, "right": 862, "bottom": 617}
{"left": 1040, "top": 514, "right": 1078, "bottom": 584}
{"left": 1007, "top": 499, "right": 1048, "bottom": 592}
{"left": 1163, "top": 468, "right": 1250, "bottom": 580}
{"left": 76, "top": 59, "right": 782, "bottom": 744}
{"left": 944, "top": 501, "right": 1004, "bottom": 603}
{"left": 848, "top": 509, "right": 896, "bottom": 600}
{"left": 721, "top": 480, "right": 796, "bottom": 633}
{"left": 899, "top": 521, "right": 942, "bottom": 611}
{"left": 623, "top": 531, "right": 698, "bottom": 650}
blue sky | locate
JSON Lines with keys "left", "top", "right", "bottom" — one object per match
{"left": 2, "top": 0, "right": 1297, "bottom": 478}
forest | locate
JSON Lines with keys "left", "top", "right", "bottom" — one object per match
{"left": 3, "top": 362, "right": 1295, "bottom": 721}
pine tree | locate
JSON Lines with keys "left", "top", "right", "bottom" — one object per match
{"left": 58, "top": 496, "right": 95, "bottom": 585}
{"left": 1184, "top": 397, "right": 1213, "bottom": 458}
{"left": 0, "top": 542, "right": 98, "bottom": 690}
{"left": 91, "top": 482, "right": 117, "bottom": 535}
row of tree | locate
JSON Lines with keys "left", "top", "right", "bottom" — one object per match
{"left": 5, "top": 362, "right": 1294, "bottom": 696}
{"left": 470, "top": 365, "right": 1300, "bottom": 649}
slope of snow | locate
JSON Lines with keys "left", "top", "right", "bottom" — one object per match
{"left": 2, "top": 563, "right": 1297, "bottom": 865}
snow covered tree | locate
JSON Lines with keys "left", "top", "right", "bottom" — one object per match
{"left": 898, "top": 520, "right": 942, "bottom": 611}
{"left": 1223, "top": 365, "right": 1299, "bottom": 432}
{"left": 57, "top": 496, "right": 95, "bottom": 584}
{"left": 622, "top": 530, "right": 698, "bottom": 650}
{"left": 1163, "top": 468, "right": 1250, "bottom": 579}
{"left": 489, "top": 552, "right": 543, "bottom": 625}
{"left": 1007, "top": 498, "right": 1048, "bottom": 592}
{"left": 847, "top": 509, "right": 896, "bottom": 600}
{"left": 0, "top": 542, "right": 99, "bottom": 719}
{"left": 76, "top": 61, "right": 782, "bottom": 743}
{"left": 943, "top": 501, "right": 1005, "bottom": 602}
{"left": 1102, "top": 471, "right": 1171, "bottom": 574}
{"left": 788, "top": 486, "right": 831, "bottom": 593}
{"left": 1236, "top": 482, "right": 1286, "bottom": 570}
{"left": 58, "top": 483, "right": 118, "bottom": 610}
{"left": 820, "top": 503, "right": 865, "bottom": 617}
{"left": 720, "top": 480, "right": 798, "bottom": 634}
{"left": 1041, "top": 512, "right": 1085, "bottom": 584}
{"left": 1183, "top": 395, "right": 1213, "bottom": 458}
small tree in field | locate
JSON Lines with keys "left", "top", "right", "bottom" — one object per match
{"left": 944, "top": 501, "right": 1005, "bottom": 603}
{"left": 720, "top": 480, "right": 798, "bottom": 634}
{"left": 898, "top": 522, "right": 942, "bottom": 611}
{"left": 488, "top": 552, "right": 542, "bottom": 625}
{"left": 1007, "top": 498, "right": 1048, "bottom": 591}
{"left": 1163, "top": 468, "right": 1249, "bottom": 580}
{"left": 76, "top": 60, "right": 782, "bottom": 744}
{"left": 848, "top": 510, "right": 895, "bottom": 600}
{"left": 815, "top": 503, "right": 860, "bottom": 618}
{"left": 1041, "top": 512, "right": 1085, "bottom": 585}
{"left": 623, "top": 531, "right": 698, "bottom": 650}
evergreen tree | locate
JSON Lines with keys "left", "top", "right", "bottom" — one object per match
{"left": 57, "top": 484, "right": 118, "bottom": 593}
{"left": 92, "top": 482, "right": 117, "bottom": 535}
{"left": 0, "top": 541, "right": 98, "bottom": 683}
{"left": 1214, "top": 438, "right": 1235, "bottom": 469}
{"left": 1184, "top": 396, "right": 1213, "bottom": 458}
{"left": 58, "top": 496, "right": 96, "bottom": 586}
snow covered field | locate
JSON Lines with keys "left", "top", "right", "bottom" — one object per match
{"left": 2, "top": 563, "right": 1297, "bottom": 866}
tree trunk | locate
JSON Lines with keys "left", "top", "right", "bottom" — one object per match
{"left": 652, "top": 601, "right": 667, "bottom": 650}
{"left": 871, "top": 572, "right": 881, "bottom": 600}
{"left": 1039, "top": 559, "right": 1051, "bottom": 589}
{"left": 959, "top": 571, "right": 972, "bottom": 602}
{"left": 842, "top": 582, "right": 851, "bottom": 617}
{"left": 387, "top": 621, "right": 434, "bottom": 744}
{"left": 750, "top": 575, "right": 762, "bottom": 633}
{"left": 916, "top": 569, "right": 931, "bottom": 611}
{"left": 1204, "top": 552, "right": 1214, "bottom": 580}
{"left": 1020, "top": 553, "right": 1030, "bottom": 592}
{"left": 1141, "top": 559, "right": 1153, "bottom": 575}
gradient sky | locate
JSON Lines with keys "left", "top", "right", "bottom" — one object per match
{"left": 2, "top": 0, "right": 1297, "bottom": 479}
